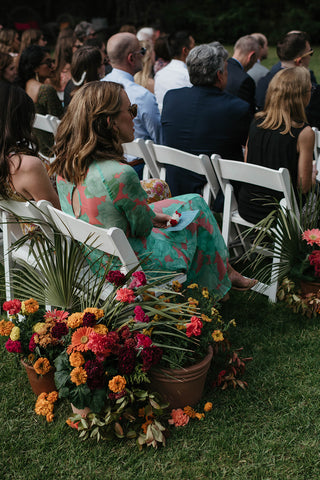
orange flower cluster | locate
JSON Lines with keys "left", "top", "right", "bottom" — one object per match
{"left": 70, "top": 366, "right": 87, "bottom": 386}
{"left": 69, "top": 352, "right": 85, "bottom": 367}
{"left": 0, "top": 319, "right": 15, "bottom": 336}
{"left": 33, "top": 357, "right": 52, "bottom": 375}
{"left": 22, "top": 298, "right": 39, "bottom": 315}
{"left": 108, "top": 375, "right": 126, "bottom": 393}
{"left": 170, "top": 402, "right": 213, "bottom": 427}
{"left": 83, "top": 307, "right": 104, "bottom": 319}
{"left": 34, "top": 391, "right": 59, "bottom": 422}
{"left": 67, "top": 312, "right": 84, "bottom": 329}
{"left": 67, "top": 326, "right": 94, "bottom": 354}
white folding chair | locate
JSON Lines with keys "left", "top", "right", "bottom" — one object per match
{"left": 46, "top": 205, "right": 186, "bottom": 299}
{"left": 211, "top": 155, "right": 298, "bottom": 302}
{"left": 33, "top": 114, "right": 60, "bottom": 135}
{"left": 122, "top": 138, "right": 161, "bottom": 180}
{"left": 145, "top": 142, "right": 220, "bottom": 206}
{"left": 312, "top": 127, "right": 320, "bottom": 182}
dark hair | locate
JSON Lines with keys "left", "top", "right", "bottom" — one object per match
{"left": 84, "top": 37, "right": 104, "bottom": 50}
{"left": 0, "top": 52, "right": 13, "bottom": 80}
{"left": 18, "top": 45, "right": 49, "bottom": 88}
{"left": 168, "top": 31, "right": 192, "bottom": 58}
{"left": 71, "top": 46, "right": 102, "bottom": 85}
{"left": 154, "top": 35, "right": 171, "bottom": 61}
{"left": 277, "top": 32, "right": 309, "bottom": 61}
{"left": 0, "top": 82, "right": 38, "bottom": 197}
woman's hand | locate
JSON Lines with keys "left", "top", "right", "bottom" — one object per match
{"left": 152, "top": 212, "right": 171, "bottom": 228}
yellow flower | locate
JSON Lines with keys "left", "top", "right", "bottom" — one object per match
{"left": 153, "top": 314, "right": 162, "bottom": 321}
{"left": 9, "top": 326, "right": 20, "bottom": 341}
{"left": 176, "top": 323, "right": 186, "bottom": 330}
{"left": 69, "top": 352, "right": 85, "bottom": 367}
{"left": 195, "top": 413, "right": 205, "bottom": 420}
{"left": 83, "top": 307, "right": 104, "bottom": 320}
{"left": 187, "top": 283, "right": 198, "bottom": 289}
{"left": 212, "top": 330, "right": 224, "bottom": 342}
{"left": 21, "top": 298, "right": 39, "bottom": 315}
{"left": 0, "top": 319, "right": 15, "bottom": 336}
{"left": 93, "top": 324, "right": 108, "bottom": 335}
{"left": 184, "top": 406, "right": 196, "bottom": 418}
{"left": 108, "top": 375, "right": 126, "bottom": 393}
{"left": 204, "top": 402, "right": 213, "bottom": 412}
{"left": 142, "top": 327, "right": 153, "bottom": 336}
{"left": 70, "top": 367, "right": 87, "bottom": 386}
{"left": 211, "top": 307, "right": 222, "bottom": 320}
{"left": 28, "top": 353, "right": 35, "bottom": 364}
{"left": 172, "top": 280, "right": 182, "bottom": 292}
{"left": 33, "top": 322, "right": 47, "bottom": 334}
{"left": 188, "top": 297, "right": 199, "bottom": 306}
{"left": 230, "top": 319, "right": 236, "bottom": 327}
{"left": 202, "top": 287, "right": 209, "bottom": 298}
{"left": 201, "top": 314, "right": 212, "bottom": 323}
{"left": 33, "top": 357, "right": 52, "bottom": 375}
{"left": 67, "top": 312, "right": 84, "bottom": 329}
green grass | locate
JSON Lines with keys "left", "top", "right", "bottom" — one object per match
{"left": 2, "top": 291, "right": 320, "bottom": 479}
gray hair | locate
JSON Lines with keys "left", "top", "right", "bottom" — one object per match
{"left": 234, "top": 35, "right": 259, "bottom": 55}
{"left": 186, "top": 42, "right": 228, "bottom": 86}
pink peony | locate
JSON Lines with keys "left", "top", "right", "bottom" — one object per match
{"left": 136, "top": 333, "right": 152, "bottom": 348}
{"left": 115, "top": 288, "right": 135, "bottom": 303}
{"left": 129, "top": 271, "right": 147, "bottom": 289}
{"left": 186, "top": 316, "right": 203, "bottom": 338}
{"left": 5, "top": 338, "right": 22, "bottom": 353}
{"left": 3, "top": 299, "right": 21, "bottom": 316}
{"left": 168, "top": 408, "right": 190, "bottom": 427}
{"left": 302, "top": 229, "right": 320, "bottom": 246}
{"left": 134, "top": 306, "right": 150, "bottom": 323}
{"left": 106, "top": 270, "right": 126, "bottom": 286}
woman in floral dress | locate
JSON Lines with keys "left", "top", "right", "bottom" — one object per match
{"left": 50, "top": 81, "right": 255, "bottom": 300}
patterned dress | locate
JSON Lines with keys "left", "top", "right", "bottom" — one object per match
{"left": 57, "top": 160, "right": 231, "bottom": 299}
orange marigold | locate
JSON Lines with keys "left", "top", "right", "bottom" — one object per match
{"left": 69, "top": 351, "right": 85, "bottom": 367}
{"left": 204, "top": 402, "right": 213, "bottom": 412}
{"left": 201, "top": 314, "right": 212, "bottom": 323}
{"left": 0, "top": 319, "right": 15, "bottom": 336}
{"left": 67, "top": 326, "right": 94, "bottom": 354}
{"left": 141, "top": 417, "right": 153, "bottom": 434}
{"left": 93, "top": 324, "right": 108, "bottom": 335}
{"left": 83, "top": 307, "right": 104, "bottom": 320}
{"left": 108, "top": 375, "right": 126, "bottom": 393}
{"left": 172, "top": 280, "right": 182, "bottom": 292}
{"left": 67, "top": 312, "right": 84, "bottom": 329}
{"left": 33, "top": 357, "right": 52, "bottom": 375}
{"left": 184, "top": 406, "right": 197, "bottom": 418}
{"left": 212, "top": 330, "right": 224, "bottom": 342}
{"left": 22, "top": 298, "right": 39, "bottom": 314}
{"left": 47, "top": 391, "right": 59, "bottom": 403}
{"left": 70, "top": 367, "right": 87, "bottom": 386}
{"left": 195, "top": 412, "right": 205, "bottom": 420}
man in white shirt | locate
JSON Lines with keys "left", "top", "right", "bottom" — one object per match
{"left": 154, "top": 31, "right": 195, "bottom": 112}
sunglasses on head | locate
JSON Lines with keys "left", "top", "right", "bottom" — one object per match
{"left": 132, "top": 47, "right": 146, "bottom": 57}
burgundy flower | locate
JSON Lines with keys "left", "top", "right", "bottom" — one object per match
{"left": 129, "top": 271, "right": 147, "bottom": 289}
{"left": 136, "top": 333, "right": 152, "bottom": 348}
{"left": 5, "top": 339, "right": 22, "bottom": 353}
{"left": 82, "top": 312, "right": 97, "bottom": 327}
{"left": 118, "top": 346, "right": 136, "bottom": 374}
{"left": 51, "top": 322, "right": 69, "bottom": 339}
{"left": 108, "top": 390, "right": 126, "bottom": 400}
{"left": 140, "top": 346, "right": 163, "bottom": 371}
{"left": 124, "top": 337, "right": 136, "bottom": 349}
{"left": 84, "top": 359, "right": 105, "bottom": 390}
{"left": 106, "top": 270, "right": 126, "bottom": 286}
{"left": 29, "top": 333, "right": 37, "bottom": 352}
{"left": 105, "top": 331, "right": 120, "bottom": 354}
{"left": 134, "top": 306, "right": 150, "bottom": 323}
{"left": 119, "top": 325, "right": 131, "bottom": 340}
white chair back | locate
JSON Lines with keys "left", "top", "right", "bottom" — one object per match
{"left": 312, "top": 127, "right": 320, "bottom": 181}
{"left": 122, "top": 138, "right": 160, "bottom": 180}
{"left": 33, "top": 114, "right": 60, "bottom": 135}
{"left": 145, "top": 142, "right": 220, "bottom": 205}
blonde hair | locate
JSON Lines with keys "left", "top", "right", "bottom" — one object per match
{"left": 134, "top": 40, "right": 154, "bottom": 89}
{"left": 50, "top": 81, "right": 125, "bottom": 184}
{"left": 256, "top": 67, "right": 310, "bottom": 135}
{"left": 20, "top": 29, "right": 43, "bottom": 53}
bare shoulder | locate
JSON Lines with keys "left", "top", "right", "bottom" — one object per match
{"left": 299, "top": 125, "right": 315, "bottom": 140}
{"left": 17, "top": 154, "right": 46, "bottom": 172}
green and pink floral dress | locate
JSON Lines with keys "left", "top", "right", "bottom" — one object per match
{"left": 57, "top": 160, "right": 231, "bottom": 299}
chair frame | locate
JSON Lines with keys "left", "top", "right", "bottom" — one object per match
{"left": 122, "top": 138, "right": 161, "bottom": 180}
{"left": 312, "top": 127, "right": 320, "bottom": 182}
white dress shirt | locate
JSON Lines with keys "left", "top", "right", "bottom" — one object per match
{"left": 154, "top": 59, "right": 192, "bottom": 112}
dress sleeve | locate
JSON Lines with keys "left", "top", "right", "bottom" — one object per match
{"left": 38, "top": 85, "right": 64, "bottom": 118}
{"left": 103, "top": 163, "right": 156, "bottom": 238}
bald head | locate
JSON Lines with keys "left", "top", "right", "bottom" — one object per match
{"left": 107, "top": 32, "right": 139, "bottom": 66}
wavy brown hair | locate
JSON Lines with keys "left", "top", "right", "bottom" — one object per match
{"left": 256, "top": 67, "right": 310, "bottom": 135}
{"left": 0, "top": 83, "right": 38, "bottom": 197}
{"left": 50, "top": 81, "right": 125, "bottom": 184}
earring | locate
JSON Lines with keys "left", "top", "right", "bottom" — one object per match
{"left": 35, "top": 72, "right": 39, "bottom": 82}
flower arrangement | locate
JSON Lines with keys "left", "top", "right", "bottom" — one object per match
{"left": 0, "top": 298, "right": 70, "bottom": 372}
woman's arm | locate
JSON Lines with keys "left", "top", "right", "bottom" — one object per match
{"left": 297, "top": 126, "right": 315, "bottom": 193}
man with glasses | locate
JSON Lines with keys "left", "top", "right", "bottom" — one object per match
{"left": 102, "top": 32, "right": 161, "bottom": 149}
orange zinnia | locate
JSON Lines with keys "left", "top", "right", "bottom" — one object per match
{"left": 108, "top": 375, "right": 126, "bottom": 393}
{"left": 23, "top": 298, "right": 39, "bottom": 314}
{"left": 33, "top": 357, "right": 52, "bottom": 375}
{"left": 69, "top": 351, "right": 85, "bottom": 367}
{"left": 0, "top": 319, "right": 14, "bottom": 336}
{"left": 67, "top": 312, "right": 84, "bottom": 329}
{"left": 67, "top": 326, "right": 94, "bottom": 353}
{"left": 83, "top": 307, "right": 104, "bottom": 320}
{"left": 70, "top": 367, "right": 87, "bottom": 386}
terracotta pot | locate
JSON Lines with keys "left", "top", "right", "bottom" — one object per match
{"left": 149, "top": 346, "right": 213, "bottom": 409}
{"left": 71, "top": 403, "right": 91, "bottom": 418}
{"left": 300, "top": 280, "right": 320, "bottom": 296}
{"left": 21, "top": 360, "right": 56, "bottom": 396}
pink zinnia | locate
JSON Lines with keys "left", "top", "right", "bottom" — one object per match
{"left": 168, "top": 408, "right": 190, "bottom": 427}
{"left": 5, "top": 338, "right": 22, "bottom": 353}
{"left": 3, "top": 299, "right": 21, "bottom": 316}
{"left": 134, "top": 306, "right": 150, "bottom": 323}
{"left": 129, "top": 271, "right": 147, "bottom": 289}
{"left": 302, "top": 229, "right": 320, "bottom": 246}
{"left": 44, "top": 309, "right": 69, "bottom": 322}
{"left": 136, "top": 333, "right": 152, "bottom": 348}
{"left": 115, "top": 288, "right": 135, "bottom": 303}
{"left": 186, "top": 316, "right": 203, "bottom": 338}
{"left": 87, "top": 332, "right": 109, "bottom": 355}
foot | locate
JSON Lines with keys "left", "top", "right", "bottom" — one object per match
{"left": 227, "top": 266, "right": 257, "bottom": 291}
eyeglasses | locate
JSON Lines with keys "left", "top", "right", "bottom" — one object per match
{"left": 131, "top": 47, "right": 146, "bottom": 57}
{"left": 295, "top": 49, "right": 314, "bottom": 62}
{"left": 128, "top": 104, "right": 138, "bottom": 118}
{"left": 39, "top": 59, "right": 54, "bottom": 67}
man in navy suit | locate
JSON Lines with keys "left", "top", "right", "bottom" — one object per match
{"left": 226, "top": 35, "right": 259, "bottom": 113}
{"left": 161, "top": 42, "right": 252, "bottom": 201}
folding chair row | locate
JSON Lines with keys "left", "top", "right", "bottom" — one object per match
{"left": 33, "top": 113, "right": 60, "bottom": 135}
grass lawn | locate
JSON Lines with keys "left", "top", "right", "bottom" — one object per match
{"left": 1, "top": 290, "right": 320, "bottom": 480}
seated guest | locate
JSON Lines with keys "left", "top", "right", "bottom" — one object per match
{"left": 225, "top": 35, "right": 259, "bottom": 113}
{"left": 50, "top": 81, "right": 256, "bottom": 298}
{"left": 134, "top": 40, "right": 155, "bottom": 93}
{"left": 64, "top": 46, "right": 105, "bottom": 108}
{"left": 0, "top": 52, "right": 17, "bottom": 83}
{"left": 153, "top": 35, "right": 171, "bottom": 74}
{"left": 154, "top": 31, "right": 194, "bottom": 112}
{"left": 247, "top": 33, "right": 269, "bottom": 86}
{"left": 18, "top": 45, "right": 63, "bottom": 158}
{"left": 0, "top": 82, "right": 60, "bottom": 208}
{"left": 161, "top": 42, "right": 252, "bottom": 198}
{"left": 0, "top": 29, "right": 20, "bottom": 55}
{"left": 238, "top": 67, "right": 315, "bottom": 224}
{"left": 19, "top": 29, "right": 47, "bottom": 53}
